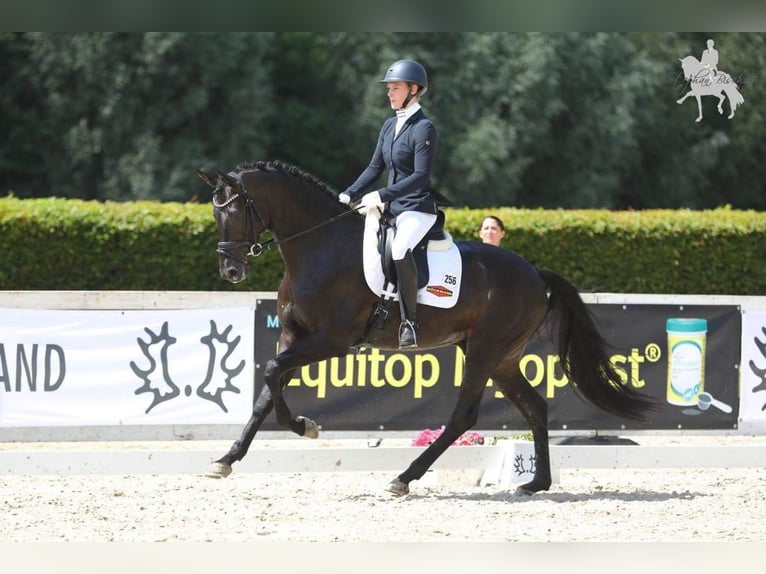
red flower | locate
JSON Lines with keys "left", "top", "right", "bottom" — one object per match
{"left": 412, "top": 427, "right": 484, "bottom": 446}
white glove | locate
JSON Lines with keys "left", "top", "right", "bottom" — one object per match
{"left": 338, "top": 192, "right": 351, "bottom": 205}
{"left": 359, "top": 190, "right": 384, "bottom": 211}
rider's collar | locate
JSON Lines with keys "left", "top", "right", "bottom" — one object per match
{"left": 395, "top": 102, "right": 421, "bottom": 121}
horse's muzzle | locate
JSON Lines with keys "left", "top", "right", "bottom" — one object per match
{"left": 216, "top": 240, "right": 256, "bottom": 283}
{"left": 220, "top": 259, "right": 247, "bottom": 284}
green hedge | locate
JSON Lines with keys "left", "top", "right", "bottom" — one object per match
{"left": 1, "top": 197, "right": 764, "bottom": 294}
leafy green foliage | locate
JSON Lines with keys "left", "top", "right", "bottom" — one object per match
{"left": 1, "top": 32, "right": 274, "bottom": 202}
{"left": 1, "top": 33, "right": 764, "bottom": 211}
{"left": 1, "top": 198, "right": 763, "bottom": 295}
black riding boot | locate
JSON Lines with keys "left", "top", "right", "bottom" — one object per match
{"left": 394, "top": 250, "right": 419, "bottom": 349}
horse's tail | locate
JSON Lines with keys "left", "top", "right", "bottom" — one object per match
{"left": 538, "top": 268, "right": 657, "bottom": 420}
{"left": 723, "top": 82, "right": 745, "bottom": 110}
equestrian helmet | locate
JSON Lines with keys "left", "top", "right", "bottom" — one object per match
{"left": 380, "top": 59, "right": 428, "bottom": 95}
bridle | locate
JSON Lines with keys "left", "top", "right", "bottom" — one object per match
{"left": 213, "top": 177, "right": 269, "bottom": 263}
{"left": 213, "top": 175, "right": 363, "bottom": 264}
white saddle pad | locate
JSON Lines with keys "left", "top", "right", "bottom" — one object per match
{"left": 362, "top": 209, "right": 462, "bottom": 309}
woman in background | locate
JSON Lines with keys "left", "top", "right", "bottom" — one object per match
{"left": 478, "top": 215, "right": 506, "bottom": 247}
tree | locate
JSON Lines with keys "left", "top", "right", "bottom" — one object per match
{"left": 1, "top": 33, "right": 275, "bottom": 201}
{"left": 2, "top": 33, "right": 764, "bottom": 210}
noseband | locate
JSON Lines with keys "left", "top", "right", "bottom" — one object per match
{"left": 213, "top": 178, "right": 268, "bottom": 264}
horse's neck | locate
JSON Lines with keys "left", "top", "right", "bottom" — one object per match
{"left": 249, "top": 171, "right": 363, "bottom": 280}
{"left": 270, "top": 192, "right": 344, "bottom": 240}
{"left": 686, "top": 59, "right": 701, "bottom": 72}
{"left": 264, "top": 184, "right": 360, "bottom": 266}
{"left": 250, "top": 173, "right": 331, "bottom": 236}
{"left": 277, "top": 214, "right": 363, "bottom": 286}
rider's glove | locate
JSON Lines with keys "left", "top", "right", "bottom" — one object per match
{"left": 359, "top": 190, "right": 384, "bottom": 211}
{"left": 338, "top": 192, "right": 351, "bottom": 205}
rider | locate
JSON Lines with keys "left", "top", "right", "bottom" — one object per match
{"left": 338, "top": 59, "right": 438, "bottom": 350}
{"left": 701, "top": 38, "right": 719, "bottom": 77}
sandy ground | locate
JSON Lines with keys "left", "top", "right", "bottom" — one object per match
{"left": 3, "top": 434, "right": 766, "bottom": 542}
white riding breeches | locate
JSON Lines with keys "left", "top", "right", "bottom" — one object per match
{"left": 391, "top": 211, "right": 438, "bottom": 260}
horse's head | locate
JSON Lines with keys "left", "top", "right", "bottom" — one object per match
{"left": 201, "top": 160, "right": 358, "bottom": 285}
{"left": 198, "top": 169, "right": 267, "bottom": 284}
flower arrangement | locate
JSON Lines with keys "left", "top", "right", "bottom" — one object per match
{"left": 411, "top": 426, "right": 484, "bottom": 446}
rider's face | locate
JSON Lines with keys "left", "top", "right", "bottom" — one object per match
{"left": 387, "top": 81, "right": 416, "bottom": 110}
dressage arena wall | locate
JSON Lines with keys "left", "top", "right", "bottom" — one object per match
{"left": 1, "top": 290, "right": 766, "bottom": 477}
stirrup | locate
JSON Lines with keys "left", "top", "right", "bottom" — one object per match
{"left": 398, "top": 320, "right": 418, "bottom": 349}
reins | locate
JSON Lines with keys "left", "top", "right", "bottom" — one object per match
{"left": 253, "top": 204, "right": 364, "bottom": 256}
{"left": 215, "top": 177, "right": 363, "bottom": 260}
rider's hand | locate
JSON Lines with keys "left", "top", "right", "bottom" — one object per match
{"left": 338, "top": 192, "right": 351, "bottom": 205}
{"left": 359, "top": 190, "right": 384, "bottom": 211}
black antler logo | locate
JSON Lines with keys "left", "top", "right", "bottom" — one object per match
{"left": 197, "top": 321, "right": 244, "bottom": 411}
{"left": 130, "top": 320, "right": 244, "bottom": 413}
{"left": 749, "top": 326, "right": 766, "bottom": 411}
{"left": 513, "top": 452, "right": 536, "bottom": 477}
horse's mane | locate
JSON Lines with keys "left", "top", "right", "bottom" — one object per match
{"left": 235, "top": 160, "right": 339, "bottom": 201}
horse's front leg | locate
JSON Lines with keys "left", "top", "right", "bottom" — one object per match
{"left": 695, "top": 94, "right": 703, "bottom": 122}
{"left": 264, "top": 334, "right": 346, "bottom": 438}
{"left": 716, "top": 92, "right": 725, "bottom": 114}
{"left": 207, "top": 382, "right": 278, "bottom": 478}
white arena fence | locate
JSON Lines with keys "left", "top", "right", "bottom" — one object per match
{"left": 1, "top": 291, "right": 766, "bottom": 479}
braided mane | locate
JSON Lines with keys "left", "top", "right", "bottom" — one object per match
{"left": 235, "top": 160, "right": 339, "bottom": 201}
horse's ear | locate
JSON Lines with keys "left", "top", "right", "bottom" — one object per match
{"left": 217, "top": 170, "right": 239, "bottom": 188}
{"left": 197, "top": 170, "right": 217, "bottom": 188}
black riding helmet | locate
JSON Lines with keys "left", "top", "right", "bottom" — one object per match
{"left": 380, "top": 59, "right": 428, "bottom": 108}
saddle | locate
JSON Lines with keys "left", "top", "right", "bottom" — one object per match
{"left": 356, "top": 209, "right": 450, "bottom": 348}
{"left": 379, "top": 209, "right": 447, "bottom": 289}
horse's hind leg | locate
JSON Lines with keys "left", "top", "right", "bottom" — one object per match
{"left": 388, "top": 343, "right": 502, "bottom": 496}
{"left": 493, "top": 366, "right": 552, "bottom": 495}
{"left": 676, "top": 90, "right": 692, "bottom": 104}
{"left": 388, "top": 385, "right": 486, "bottom": 496}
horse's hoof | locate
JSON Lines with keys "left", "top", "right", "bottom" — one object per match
{"left": 386, "top": 479, "right": 410, "bottom": 497}
{"left": 513, "top": 485, "right": 536, "bottom": 497}
{"left": 297, "top": 416, "right": 319, "bottom": 439}
{"left": 206, "top": 462, "right": 233, "bottom": 479}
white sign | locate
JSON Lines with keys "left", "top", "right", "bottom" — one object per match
{"left": 739, "top": 309, "right": 766, "bottom": 433}
{"left": 0, "top": 307, "right": 255, "bottom": 426}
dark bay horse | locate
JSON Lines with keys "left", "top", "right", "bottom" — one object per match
{"left": 198, "top": 160, "right": 655, "bottom": 496}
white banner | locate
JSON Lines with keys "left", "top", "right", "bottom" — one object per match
{"left": 0, "top": 307, "right": 255, "bottom": 426}
{"left": 739, "top": 308, "right": 766, "bottom": 433}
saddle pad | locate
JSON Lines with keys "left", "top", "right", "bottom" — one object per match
{"left": 362, "top": 209, "right": 462, "bottom": 309}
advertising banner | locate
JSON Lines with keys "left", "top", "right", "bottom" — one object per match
{"left": 255, "top": 300, "right": 741, "bottom": 432}
{"left": 739, "top": 309, "right": 766, "bottom": 433}
{"left": 0, "top": 307, "right": 255, "bottom": 426}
